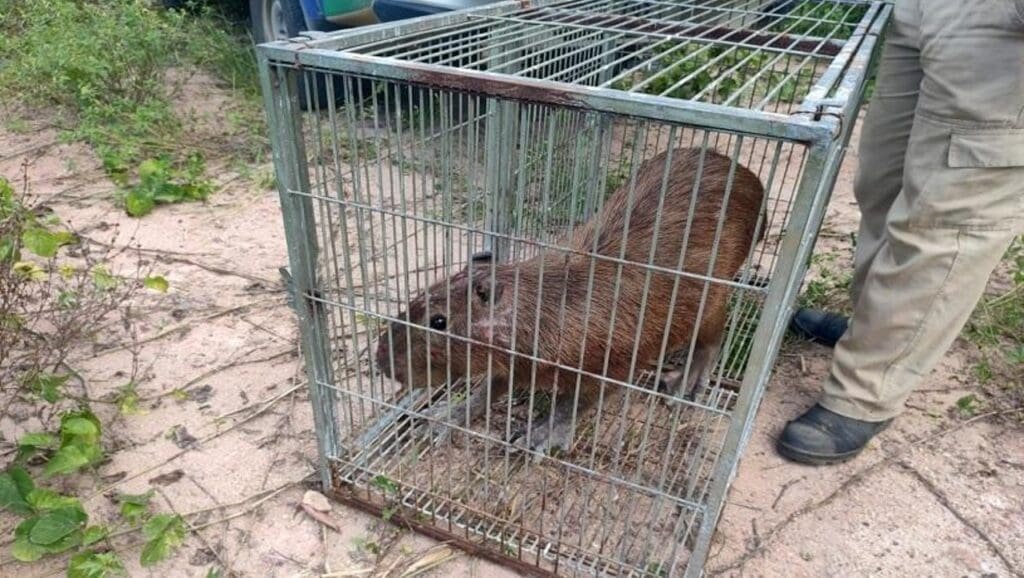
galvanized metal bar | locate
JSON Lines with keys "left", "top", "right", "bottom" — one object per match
{"left": 258, "top": 56, "right": 340, "bottom": 489}
{"left": 482, "top": 47, "right": 522, "bottom": 262}
{"left": 255, "top": 44, "right": 835, "bottom": 144}
{"left": 794, "top": 1, "right": 881, "bottom": 115}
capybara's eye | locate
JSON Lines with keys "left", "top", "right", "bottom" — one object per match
{"left": 429, "top": 314, "right": 447, "bottom": 331}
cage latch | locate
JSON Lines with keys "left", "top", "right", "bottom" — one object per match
{"left": 805, "top": 98, "right": 845, "bottom": 121}
{"left": 792, "top": 98, "right": 846, "bottom": 139}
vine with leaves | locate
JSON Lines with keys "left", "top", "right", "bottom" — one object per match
{"left": 1, "top": 174, "right": 190, "bottom": 576}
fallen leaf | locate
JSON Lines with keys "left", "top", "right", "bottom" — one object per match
{"left": 302, "top": 490, "right": 331, "bottom": 513}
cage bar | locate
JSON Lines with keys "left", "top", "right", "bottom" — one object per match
{"left": 258, "top": 0, "right": 890, "bottom": 575}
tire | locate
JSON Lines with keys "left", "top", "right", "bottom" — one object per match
{"left": 250, "top": 0, "right": 344, "bottom": 111}
{"left": 249, "top": 0, "right": 306, "bottom": 45}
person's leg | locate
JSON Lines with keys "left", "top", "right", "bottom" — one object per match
{"left": 789, "top": 4, "right": 923, "bottom": 346}
{"left": 780, "top": 1, "right": 1024, "bottom": 464}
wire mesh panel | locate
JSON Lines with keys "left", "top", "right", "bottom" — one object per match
{"left": 258, "top": 1, "right": 890, "bottom": 576}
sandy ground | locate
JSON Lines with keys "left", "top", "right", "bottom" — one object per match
{"left": 1, "top": 73, "right": 1022, "bottom": 578}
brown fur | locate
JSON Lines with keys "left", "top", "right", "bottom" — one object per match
{"left": 375, "top": 147, "right": 766, "bottom": 452}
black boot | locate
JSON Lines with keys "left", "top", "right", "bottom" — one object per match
{"left": 777, "top": 403, "right": 892, "bottom": 465}
{"left": 789, "top": 308, "right": 850, "bottom": 347}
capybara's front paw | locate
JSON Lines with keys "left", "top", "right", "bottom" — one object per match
{"left": 511, "top": 420, "right": 572, "bottom": 460}
{"left": 413, "top": 400, "right": 462, "bottom": 442}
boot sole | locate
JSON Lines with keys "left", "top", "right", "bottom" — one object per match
{"left": 775, "top": 439, "right": 865, "bottom": 465}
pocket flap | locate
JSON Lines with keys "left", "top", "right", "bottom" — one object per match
{"left": 948, "top": 129, "right": 1024, "bottom": 168}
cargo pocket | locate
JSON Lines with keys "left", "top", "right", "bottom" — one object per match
{"left": 912, "top": 127, "right": 1024, "bottom": 230}
{"left": 948, "top": 128, "right": 1024, "bottom": 168}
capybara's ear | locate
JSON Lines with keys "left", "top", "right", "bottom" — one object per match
{"left": 472, "top": 275, "right": 504, "bottom": 305}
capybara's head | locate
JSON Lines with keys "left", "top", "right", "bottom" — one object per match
{"left": 374, "top": 251, "right": 509, "bottom": 389}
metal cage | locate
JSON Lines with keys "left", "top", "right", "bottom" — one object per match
{"left": 257, "top": 1, "right": 890, "bottom": 575}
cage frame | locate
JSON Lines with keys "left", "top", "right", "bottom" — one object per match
{"left": 257, "top": 1, "right": 892, "bottom": 575}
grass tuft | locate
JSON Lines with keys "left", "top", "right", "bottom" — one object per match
{"left": 964, "top": 236, "right": 1024, "bottom": 421}
{"left": 0, "top": 0, "right": 265, "bottom": 215}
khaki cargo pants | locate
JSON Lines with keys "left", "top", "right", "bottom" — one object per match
{"left": 819, "top": 0, "right": 1024, "bottom": 421}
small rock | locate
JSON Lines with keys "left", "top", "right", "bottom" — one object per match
{"left": 171, "top": 425, "right": 199, "bottom": 450}
{"left": 191, "top": 384, "right": 214, "bottom": 403}
{"left": 149, "top": 469, "right": 185, "bottom": 486}
{"left": 189, "top": 546, "right": 218, "bottom": 566}
{"left": 303, "top": 490, "right": 331, "bottom": 513}
{"left": 101, "top": 471, "right": 128, "bottom": 484}
{"left": 800, "top": 552, "right": 813, "bottom": 562}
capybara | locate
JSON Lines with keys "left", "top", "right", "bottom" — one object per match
{"left": 375, "top": 146, "right": 766, "bottom": 455}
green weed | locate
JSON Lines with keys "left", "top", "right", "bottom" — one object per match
{"left": 0, "top": 0, "right": 265, "bottom": 215}
{"left": 797, "top": 252, "right": 853, "bottom": 315}
{"left": 771, "top": 3, "right": 868, "bottom": 39}
{"left": 121, "top": 154, "right": 214, "bottom": 218}
{"left": 963, "top": 236, "right": 1024, "bottom": 420}
{"left": 371, "top": 474, "right": 399, "bottom": 494}
{"left": 954, "top": 394, "right": 980, "bottom": 418}
{"left": 1, "top": 175, "right": 186, "bottom": 573}
{"left": 616, "top": 43, "right": 813, "bottom": 105}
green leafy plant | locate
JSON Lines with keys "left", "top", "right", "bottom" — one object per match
{"left": 9, "top": 483, "right": 88, "bottom": 562}
{"left": 48, "top": 410, "right": 104, "bottom": 477}
{"left": 114, "top": 382, "right": 145, "bottom": 416}
{"left": 123, "top": 154, "right": 214, "bottom": 217}
{"left": 0, "top": 467, "right": 35, "bottom": 516}
{"left": 0, "top": 0, "right": 266, "bottom": 215}
{"left": 143, "top": 275, "right": 170, "bottom": 293}
{"left": 955, "top": 394, "right": 980, "bottom": 417}
{"left": 68, "top": 550, "right": 126, "bottom": 578}
{"left": 371, "top": 475, "right": 399, "bottom": 494}
{"left": 1, "top": 174, "right": 187, "bottom": 573}
{"left": 117, "top": 490, "right": 155, "bottom": 526}
{"left": 771, "top": 3, "right": 869, "bottom": 39}
{"left": 2, "top": 458, "right": 183, "bottom": 573}
{"left": 25, "top": 372, "right": 70, "bottom": 404}
{"left": 140, "top": 514, "right": 188, "bottom": 567}
{"left": 16, "top": 410, "right": 105, "bottom": 478}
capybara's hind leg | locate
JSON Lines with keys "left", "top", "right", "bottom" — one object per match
{"left": 679, "top": 337, "right": 721, "bottom": 400}
{"left": 659, "top": 333, "right": 724, "bottom": 402}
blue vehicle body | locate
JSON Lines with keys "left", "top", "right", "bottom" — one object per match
{"left": 371, "top": 0, "right": 501, "bottom": 24}
{"left": 289, "top": 0, "right": 502, "bottom": 33}
{"left": 297, "top": 0, "right": 333, "bottom": 30}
